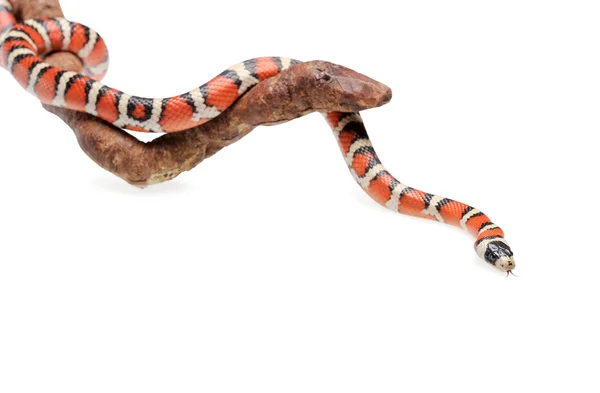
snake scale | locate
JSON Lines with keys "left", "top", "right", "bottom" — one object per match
{"left": 0, "top": 0, "right": 516, "bottom": 273}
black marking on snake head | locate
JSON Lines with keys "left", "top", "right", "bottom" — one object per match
{"left": 484, "top": 241, "right": 514, "bottom": 265}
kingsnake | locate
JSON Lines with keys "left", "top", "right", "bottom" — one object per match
{"left": 0, "top": 0, "right": 516, "bottom": 273}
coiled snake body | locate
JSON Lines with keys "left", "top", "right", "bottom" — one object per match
{"left": 0, "top": 0, "right": 516, "bottom": 273}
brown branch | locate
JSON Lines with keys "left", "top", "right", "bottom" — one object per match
{"left": 14, "top": 0, "right": 392, "bottom": 187}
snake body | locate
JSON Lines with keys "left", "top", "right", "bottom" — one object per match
{"left": 0, "top": 0, "right": 516, "bottom": 272}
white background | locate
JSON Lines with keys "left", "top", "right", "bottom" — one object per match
{"left": 1, "top": 0, "right": 599, "bottom": 391}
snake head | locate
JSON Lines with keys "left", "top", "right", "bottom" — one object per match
{"left": 484, "top": 241, "right": 516, "bottom": 272}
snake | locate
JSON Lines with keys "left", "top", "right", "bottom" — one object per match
{"left": 0, "top": 0, "right": 516, "bottom": 273}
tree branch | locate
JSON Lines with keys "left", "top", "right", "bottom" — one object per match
{"left": 15, "top": 0, "right": 392, "bottom": 186}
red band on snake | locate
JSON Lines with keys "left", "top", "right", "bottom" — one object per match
{"left": 0, "top": 6, "right": 516, "bottom": 272}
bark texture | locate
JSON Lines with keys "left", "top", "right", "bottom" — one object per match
{"left": 14, "top": 0, "right": 392, "bottom": 186}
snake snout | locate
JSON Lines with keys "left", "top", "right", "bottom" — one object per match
{"left": 496, "top": 256, "right": 516, "bottom": 272}
{"left": 483, "top": 241, "right": 515, "bottom": 272}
